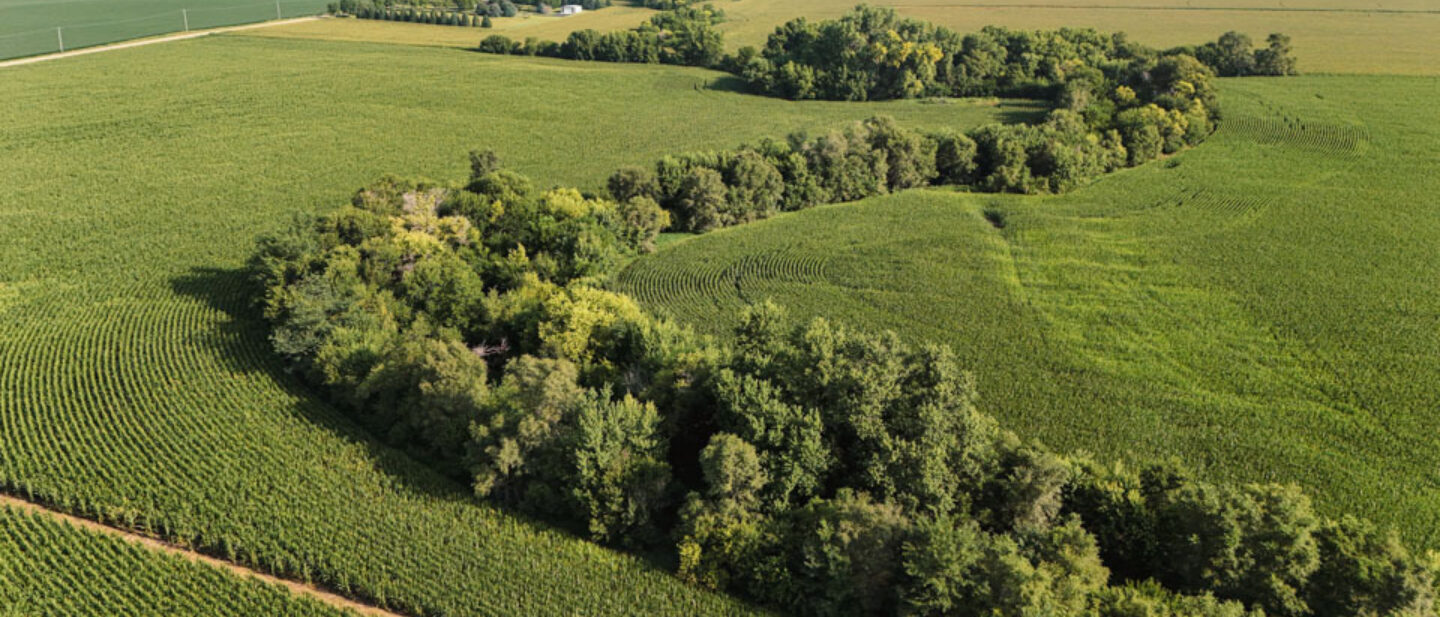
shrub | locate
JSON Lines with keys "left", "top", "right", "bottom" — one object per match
{"left": 478, "top": 34, "right": 517, "bottom": 54}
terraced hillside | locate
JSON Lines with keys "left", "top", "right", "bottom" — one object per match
{"left": 619, "top": 75, "right": 1440, "bottom": 548}
{"left": 0, "top": 35, "right": 1019, "bottom": 614}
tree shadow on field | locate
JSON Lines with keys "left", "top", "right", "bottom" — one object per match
{"left": 703, "top": 74, "right": 751, "bottom": 94}
{"left": 168, "top": 266, "right": 685, "bottom": 573}
{"left": 995, "top": 101, "right": 1048, "bottom": 125}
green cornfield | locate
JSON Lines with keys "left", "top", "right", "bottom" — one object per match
{"left": 0, "top": 505, "right": 352, "bottom": 616}
{"left": 619, "top": 74, "right": 1440, "bottom": 549}
{"left": 0, "top": 35, "right": 1018, "bottom": 615}
{"left": 0, "top": 0, "right": 329, "bottom": 60}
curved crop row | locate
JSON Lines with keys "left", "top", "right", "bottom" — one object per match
{"left": 618, "top": 245, "right": 830, "bottom": 322}
{"left": 1162, "top": 187, "right": 1268, "bottom": 217}
{"left": 1219, "top": 99, "right": 1370, "bottom": 154}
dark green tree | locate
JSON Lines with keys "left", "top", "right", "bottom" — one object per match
{"left": 606, "top": 166, "right": 659, "bottom": 202}
{"left": 673, "top": 166, "right": 728, "bottom": 232}
{"left": 1254, "top": 33, "right": 1297, "bottom": 76}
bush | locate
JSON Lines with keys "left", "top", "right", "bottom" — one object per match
{"left": 613, "top": 196, "right": 669, "bottom": 253}
{"left": 672, "top": 167, "right": 728, "bottom": 232}
{"left": 477, "top": 34, "right": 517, "bottom": 54}
{"left": 607, "top": 166, "right": 659, "bottom": 203}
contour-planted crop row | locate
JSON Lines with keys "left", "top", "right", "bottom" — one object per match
{"left": 618, "top": 244, "right": 830, "bottom": 324}
{"left": 733, "top": 244, "right": 830, "bottom": 301}
{"left": 1218, "top": 97, "right": 1370, "bottom": 155}
{"left": 1114, "top": 186, "right": 1270, "bottom": 221}
{"left": 620, "top": 248, "right": 745, "bottom": 321}
{"left": 0, "top": 504, "right": 351, "bottom": 616}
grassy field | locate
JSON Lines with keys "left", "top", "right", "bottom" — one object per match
{"left": 0, "top": 34, "right": 1017, "bottom": 614}
{"left": 618, "top": 74, "right": 1440, "bottom": 548}
{"left": 0, "top": 505, "right": 352, "bottom": 616}
{"left": 0, "top": 0, "right": 329, "bottom": 59}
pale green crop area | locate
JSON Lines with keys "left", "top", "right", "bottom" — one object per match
{"left": 0, "top": 34, "right": 1016, "bottom": 615}
{"left": 620, "top": 74, "right": 1440, "bottom": 548}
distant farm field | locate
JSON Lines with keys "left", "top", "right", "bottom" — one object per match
{"left": 0, "top": 34, "right": 1019, "bottom": 615}
{"left": 245, "top": 9, "right": 659, "bottom": 47}
{"left": 619, "top": 74, "right": 1440, "bottom": 548}
{"left": 244, "top": 0, "right": 1440, "bottom": 75}
{"left": 0, "top": 0, "right": 329, "bottom": 59}
{"left": 709, "top": 0, "right": 1440, "bottom": 75}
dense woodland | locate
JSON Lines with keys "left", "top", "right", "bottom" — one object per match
{"left": 254, "top": 146, "right": 1437, "bottom": 615}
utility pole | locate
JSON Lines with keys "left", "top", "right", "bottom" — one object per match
{"left": 183, "top": 9, "right": 189, "bottom": 31}
{"left": 56, "top": 27, "right": 63, "bottom": 52}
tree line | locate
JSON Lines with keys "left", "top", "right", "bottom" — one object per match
{"left": 329, "top": 0, "right": 615, "bottom": 24}
{"left": 473, "top": 4, "right": 1296, "bottom": 95}
{"left": 478, "top": 5, "right": 724, "bottom": 65}
{"left": 341, "top": 5, "right": 497, "bottom": 26}
{"left": 1182, "top": 31, "right": 1297, "bottom": 77}
{"left": 737, "top": 6, "right": 1294, "bottom": 101}
{"left": 607, "top": 57, "right": 1212, "bottom": 233}
{"left": 476, "top": 5, "right": 1299, "bottom": 233}
{"left": 253, "top": 151, "right": 1435, "bottom": 617}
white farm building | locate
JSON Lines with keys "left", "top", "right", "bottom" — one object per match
{"left": 559, "top": 4, "right": 583, "bottom": 15}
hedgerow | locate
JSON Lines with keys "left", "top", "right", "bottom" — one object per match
{"left": 478, "top": 5, "right": 725, "bottom": 65}
{"left": 474, "top": 5, "right": 1301, "bottom": 234}
{"left": 576, "top": 6, "right": 1244, "bottom": 232}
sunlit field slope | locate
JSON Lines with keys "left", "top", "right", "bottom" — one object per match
{"left": 0, "top": 506, "right": 352, "bottom": 616}
{"left": 619, "top": 75, "right": 1440, "bottom": 548}
{"left": 0, "top": 35, "right": 1019, "bottom": 615}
